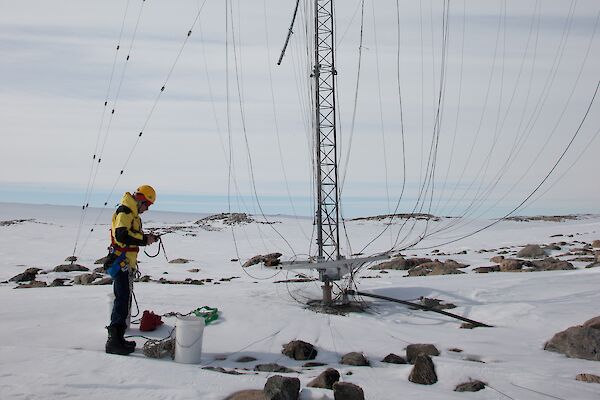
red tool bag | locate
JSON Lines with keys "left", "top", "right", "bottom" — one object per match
{"left": 139, "top": 310, "right": 164, "bottom": 331}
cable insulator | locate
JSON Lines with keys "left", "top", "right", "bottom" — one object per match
{"left": 139, "top": 132, "right": 143, "bottom": 137}
{"left": 81, "top": 205, "right": 85, "bottom": 210}
{"left": 111, "top": 109, "right": 115, "bottom": 114}
{"left": 116, "top": 45, "right": 120, "bottom": 50}
{"left": 98, "top": 158, "right": 102, "bottom": 163}
{"left": 91, "top": 228, "right": 94, "bottom": 232}
{"left": 126, "top": 55, "right": 130, "bottom": 61}
{"left": 160, "top": 86, "right": 165, "bottom": 92}
{"left": 120, "top": 170, "right": 124, "bottom": 175}
{"left": 187, "top": 30, "right": 192, "bottom": 37}
{"left": 104, "top": 202, "right": 108, "bottom": 206}
{"left": 104, "top": 101, "right": 108, "bottom": 106}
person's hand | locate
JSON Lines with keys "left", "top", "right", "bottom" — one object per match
{"left": 146, "top": 234, "right": 159, "bottom": 245}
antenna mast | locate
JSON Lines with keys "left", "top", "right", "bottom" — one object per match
{"left": 313, "top": 0, "right": 341, "bottom": 302}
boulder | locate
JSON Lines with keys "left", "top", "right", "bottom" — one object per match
{"left": 332, "top": 382, "right": 364, "bottom": 400}
{"left": 576, "top": 374, "right": 600, "bottom": 384}
{"left": 406, "top": 344, "right": 440, "bottom": 364}
{"left": 225, "top": 390, "right": 265, "bottom": 400}
{"left": 586, "top": 262, "right": 600, "bottom": 269}
{"left": 517, "top": 245, "right": 546, "bottom": 258}
{"left": 281, "top": 340, "right": 317, "bottom": 360}
{"left": 9, "top": 267, "right": 42, "bottom": 282}
{"left": 50, "top": 278, "right": 69, "bottom": 287}
{"left": 499, "top": 259, "right": 525, "bottom": 272}
{"left": 592, "top": 240, "right": 600, "bottom": 248}
{"left": 371, "top": 256, "right": 408, "bottom": 270}
{"left": 454, "top": 380, "right": 486, "bottom": 392}
{"left": 94, "top": 256, "right": 109, "bottom": 264}
{"left": 407, "top": 260, "right": 466, "bottom": 277}
{"left": 531, "top": 258, "right": 574, "bottom": 271}
{"left": 54, "top": 264, "right": 89, "bottom": 272}
{"left": 544, "top": 325, "right": 600, "bottom": 361}
{"left": 74, "top": 273, "right": 101, "bottom": 285}
{"left": 93, "top": 277, "right": 113, "bottom": 285}
{"left": 408, "top": 354, "right": 437, "bottom": 385}
{"left": 340, "top": 352, "right": 369, "bottom": 366}
{"left": 302, "top": 361, "right": 327, "bottom": 368}
{"left": 306, "top": 368, "right": 340, "bottom": 389}
{"left": 264, "top": 375, "right": 300, "bottom": 400}
{"left": 381, "top": 353, "right": 407, "bottom": 364}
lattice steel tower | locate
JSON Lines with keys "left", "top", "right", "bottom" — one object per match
{"left": 313, "top": 0, "right": 340, "bottom": 265}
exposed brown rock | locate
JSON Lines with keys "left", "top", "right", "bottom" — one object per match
{"left": 517, "top": 244, "right": 546, "bottom": 258}
{"left": 381, "top": 353, "right": 407, "bottom": 364}
{"left": 408, "top": 354, "right": 437, "bottom": 385}
{"left": 9, "top": 267, "right": 42, "bottom": 282}
{"left": 544, "top": 325, "right": 600, "bottom": 361}
{"left": 576, "top": 373, "right": 600, "bottom": 384}
{"left": 282, "top": 340, "right": 317, "bottom": 361}
{"left": 306, "top": 368, "right": 340, "bottom": 389}
{"left": 54, "top": 264, "right": 89, "bottom": 272}
{"left": 332, "top": 382, "right": 365, "bottom": 400}
{"left": 340, "top": 352, "right": 369, "bottom": 366}
{"left": 225, "top": 390, "right": 265, "bottom": 400}
{"left": 454, "top": 380, "right": 486, "bottom": 392}
{"left": 406, "top": 344, "right": 440, "bottom": 364}
{"left": 264, "top": 375, "right": 300, "bottom": 400}
{"left": 474, "top": 266, "right": 501, "bottom": 273}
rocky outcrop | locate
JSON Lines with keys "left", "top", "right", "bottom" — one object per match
{"left": 254, "top": 364, "right": 296, "bottom": 373}
{"left": 371, "top": 257, "right": 432, "bottom": 271}
{"left": 576, "top": 373, "right": 600, "bottom": 384}
{"left": 531, "top": 258, "right": 574, "bottom": 271}
{"left": 243, "top": 253, "right": 282, "bottom": 268}
{"left": 281, "top": 340, "right": 317, "bottom": 361}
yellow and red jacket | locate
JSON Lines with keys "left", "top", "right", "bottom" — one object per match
{"left": 110, "top": 192, "right": 149, "bottom": 270}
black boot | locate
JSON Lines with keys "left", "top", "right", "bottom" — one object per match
{"left": 117, "top": 325, "right": 136, "bottom": 350}
{"left": 106, "top": 326, "right": 135, "bottom": 355}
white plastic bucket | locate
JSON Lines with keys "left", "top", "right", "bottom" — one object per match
{"left": 175, "top": 315, "right": 205, "bottom": 364}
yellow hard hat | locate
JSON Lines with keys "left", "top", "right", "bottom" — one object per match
{"left": 135, "top": 185, "right": 156, "bottom": 204}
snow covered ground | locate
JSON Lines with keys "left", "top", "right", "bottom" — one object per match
{"left": 1, "top": 202, "right": 599, "bottom": 399}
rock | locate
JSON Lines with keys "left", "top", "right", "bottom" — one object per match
{"left": 371, "top": 256, "right": 408, "bottom": 270}
{"left": 50, "top": 278, "right": 69, "bottom": 287}
{"left": 93, "top": 266, "right": 107, "bottom": 274}
{"left": 225, "top": 390, "right": 265, "bottom": 400}
{"left": 381, "top": 353, "right": 407, "bottom": 364}
{"left": 499, "top": 259, "right": 525, "bottom": 272}
{"left": 93, "top": 277, "right": 113, "bottom": 285}
{"left": 282, "top": 340, "right": 317, "bottom": 361}
{"left": 188, "top": 268, "right": 200, "bottom": 273}
{"left": 583, "top": 316, "right": 600, "bottom": 330}
{"left": 306, "top": 368, "right": 340, "bottom": 389}
{"left": 592, "top": 240, "right": 600, "bottom": 248}
{"left": 517, "top": 244, "right": 546, "bottom": 258}
{"left": 490, "top": 255, "right": 505, "bottom": 263}
{"left": 454, "top": 380, "right": 486, "bottom": 392}
{"left": 576, "top": 373, "right": 600, "bottom": 384}
{"left": 340, "top": 352, "right": 369, "bottom": 366}
{"left": 406, "top": 344, "right": 440, "bottom": 364}
{"left": 544, "top": 325, "right": 600, "bottom": 361}
{"left": 9, "top": 267, "right": 42, "bottom": 282}
{"left": 65, "top": 256, "right": 78, "bottom": 262}
{"left": 254, "top": 364, "right": 296, "bottom": 373}
{"left": 531, "top": 258, "right": 574, "bottom": 271}
{"left": 408, "top": 354, "right": 437, "bottom": 385}
{"left": 544, "top": 244, "right": 561, "bottom": 251}
{"left": 332, "top": 382, "right": 364, "bottom": 400}
{"left": 474, "top": 266, "right": 500, "bottom": 273}
{"left": 585, "top": 262, "right": 600, "bottom": 269}
{"left": 407, "top": 260, "right": 466, "bottom": 277}
{"left": 236, "top": 356, "right": 257, "bottom": 363}
{"left": 53, "top": 264, "right": 89, "bottom": 272}
{"left": 15, "top": 280, "right": 47, "bottom": 289}
{"left": 202, "top": 366, "right": 243, "bottom": 375}
{"left": 302, "top": 362, "right": 327, "bottom": 368}
{"left": 419, "top": 297, "right": 456, "bottom": 310}
{"left": 74, "top": 273, "right": 100, "bottom": 285}
{"left": 264, "top": 375, "right": 300, "bottom": 400}
{"left": 169, "top": 258, "right": 190, "bottom": 264}
{"left": 94, "top": 256, "right": 109, "bottom": 264}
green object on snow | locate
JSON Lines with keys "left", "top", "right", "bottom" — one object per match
{"left": 193, "top": 306, "right": 219, "bottom": 324}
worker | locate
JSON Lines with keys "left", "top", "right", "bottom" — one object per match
{"left": 104, "top": 185, "right": 159, "bottom": 355}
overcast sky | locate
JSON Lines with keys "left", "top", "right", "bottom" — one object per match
{"left": 1, "top": 0, "right": 599, "bottom": 218}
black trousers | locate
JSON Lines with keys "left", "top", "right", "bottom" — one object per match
{"left": 109, "top": 268, "right": 130, "bottom": 328}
